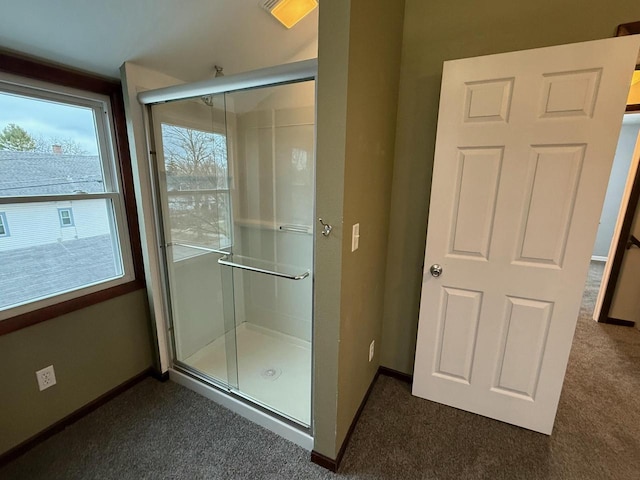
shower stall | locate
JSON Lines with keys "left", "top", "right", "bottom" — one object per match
{"left": 139, "top": 61, "right": 316, "bottom": 433}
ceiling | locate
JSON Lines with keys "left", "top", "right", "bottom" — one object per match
{"left": 0, "top": 0, "right": 318, "bottom": 82}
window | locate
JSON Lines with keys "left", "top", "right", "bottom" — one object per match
{"left": 0, "top": 52, "right": 144, "bottom": 333}
{"left": 0, "top": 212, "right": 8, "bottom": 237}
{"left": 57, "top": 208, "right": 74, "bottom": 227}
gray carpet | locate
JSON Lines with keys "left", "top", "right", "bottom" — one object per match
{"left": 2, "top": 262, "right": 639, "bottom": 479}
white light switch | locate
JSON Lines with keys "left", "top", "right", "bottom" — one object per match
{"left": 352, "top": 223, "right": 360, "bottom": 252}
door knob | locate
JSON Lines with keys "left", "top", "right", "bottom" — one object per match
{"left": 429, "top": 264, "right": 443, "bottom": 277}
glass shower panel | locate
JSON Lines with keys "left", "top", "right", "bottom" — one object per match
{"left": 151, "top": 94, "right": 238, "bottom": 390}
{"left": 224, "top": 80, "right": 314, "bottom": 426}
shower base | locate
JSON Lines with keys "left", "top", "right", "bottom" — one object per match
{"left": 184, "top": 322, "right": 311, "bottom": 426}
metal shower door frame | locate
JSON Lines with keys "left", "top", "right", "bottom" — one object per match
{"left": 140, "top": 59, "right": 318, "bottom": 434}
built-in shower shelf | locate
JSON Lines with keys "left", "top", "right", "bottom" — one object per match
{"left": 234, "top": 218, "right": 312, "bottom": 235}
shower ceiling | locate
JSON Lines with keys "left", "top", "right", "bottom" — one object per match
{"left": 0, "top": 0, "right": 318, "bottom": 82}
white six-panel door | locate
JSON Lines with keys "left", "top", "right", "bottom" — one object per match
{"left": 412, "top": 36, "right": 640, "bottom": 434}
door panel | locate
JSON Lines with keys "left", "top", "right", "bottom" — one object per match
{"left": 434, "top": 287, "right": 482, "bottom": 383}
{"left": 516, "top": 145, "right": 584, "bottom": 266}
{"left": 151, "top": 93, "right": 239, "bottom": 389}
{"left": 450, "top": 147, "right": 503, "bottom": 259}
{"left": 413, "top": 36, "right": 640, "bottom": 434}
{"left": 494, "top": 296, "right": 552, "bottom": 399}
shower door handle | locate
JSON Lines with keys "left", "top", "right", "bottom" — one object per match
{"left": 218, "top": 256, "right": 310, "bottom": 280}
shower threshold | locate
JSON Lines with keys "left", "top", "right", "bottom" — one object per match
{"left": 183, "top": 322, "right": 311, "bottom": 427}
{"left": 169, "top": 366, "right": 314, "bottom": 451}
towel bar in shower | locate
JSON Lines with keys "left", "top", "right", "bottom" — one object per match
{"left": 218, "top": 256, "right": 310, "bottom": 280}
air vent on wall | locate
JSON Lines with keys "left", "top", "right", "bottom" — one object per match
{"left": 262, "top": 0, "right": 280, "bottom": 10}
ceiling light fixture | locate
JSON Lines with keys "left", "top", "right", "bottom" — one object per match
{"left": 262, "top": 0, "right": 318, "bottom": 29}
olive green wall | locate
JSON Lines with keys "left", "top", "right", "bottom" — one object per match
{"left": 335, "top": 0, "right": 405, "bottom": 451}
{"left": 380, "top": 0, "right": 640, "bottom": 375}
{"left": 313, "top": 0, "right": 350, "bottom": 459}
{"left": 314, "top": 0, "right": 405, "bottom": 459}
{"left": 0, "top": 289, "right": 153, "bottom": 454}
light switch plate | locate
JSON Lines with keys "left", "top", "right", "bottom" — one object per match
{"left": 352, "top": 223, "right": 360, "bottom": 252}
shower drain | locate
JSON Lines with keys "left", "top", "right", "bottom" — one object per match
{"left": 260, "top": 367, "right": 282, "bottom": 381}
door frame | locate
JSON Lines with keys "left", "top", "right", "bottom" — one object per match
{"left": 595, "top": 105, "right": 640, "bottom": 325}
{"left": 594, "top": 21, "right": 640, "bottom": 324}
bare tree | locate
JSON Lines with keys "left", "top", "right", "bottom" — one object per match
{"left": 33, "top": 134, "right": 89, "bottom": 155}
{"left": 0, "top": 125, "right": 90, "bottom": 155}
{"left": 161, "top": 124, "right": 229, "bottom": 245}
{"left": 162, "top": 125, "right": 227, "bottom": 189}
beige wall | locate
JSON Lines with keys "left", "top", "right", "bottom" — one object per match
{"left": 381, "top": 0, "right": 640, "bottom": 374}
{"left": 314, "top": 0, "right": 405, "bottom": 458}
{"left": 0, "top": 290, "right": 153, "bottom": 454}
{"left": 121, "top": 62, "right": 192, "bottom": 373}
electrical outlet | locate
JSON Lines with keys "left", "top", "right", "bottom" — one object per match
{"left": 36, "top": 365, "right": 57, "bottom": 391}
{"left": 369, "top": 340, "right": 375, "bottom": 362}
{"left": 352, "top": 223, "right": 360, "bottom": 252}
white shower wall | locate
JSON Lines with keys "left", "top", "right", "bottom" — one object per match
{"left": 233, "top": 226, "right": 313, "bottom": 341}
{"left": 229, "top": 83, "right": 315, "bottom": 341}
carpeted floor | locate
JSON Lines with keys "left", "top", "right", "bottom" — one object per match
{"left": 2, "top": 262, "right": 639, "bottom": 479}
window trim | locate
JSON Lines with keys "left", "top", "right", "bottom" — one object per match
{"left": 0, "top": 50, "right": 145, "bottom": 336}
{"left": 0, "top": 212, "right": 8, "bottom": 237}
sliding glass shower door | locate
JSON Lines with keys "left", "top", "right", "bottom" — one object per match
{"left": 150, "top": 80, "right": 315, "bottom": 427}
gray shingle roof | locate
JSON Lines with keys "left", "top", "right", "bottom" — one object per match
{"left": 0, "top": 234, "right": 119, "bottom": 309}
{"left": 0, "top": 151, "right": 104, "bottom": 196}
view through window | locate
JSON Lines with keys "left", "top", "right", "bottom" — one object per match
{"left": 0, "top": 82, "right": 132, "bottom": 315}
{"left": 160, "top": 123, "right": 230, "bottom": 258}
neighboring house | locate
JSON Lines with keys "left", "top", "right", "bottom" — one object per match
{"left": 0, "top": 151, "right": 118, "bottom": 309}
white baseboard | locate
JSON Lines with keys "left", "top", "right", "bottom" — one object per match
{"left": 169, "top": 368, "right": 314, "bottom": 451}
{"left": 591, "top": 255, "right": 608, "bottom": 262}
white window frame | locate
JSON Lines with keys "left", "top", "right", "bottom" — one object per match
{"left": 0, "top": 212, "right": 8, "bottom": 237}
{"left": 57, "top": 208, "right": 75, "bottom": 227}
{"left": 0, "top": 72, "right": 135, "bottom": 321}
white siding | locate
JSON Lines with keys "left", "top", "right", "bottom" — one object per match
{"left": 0, "top": 200, "right": 111, "bottom": 251}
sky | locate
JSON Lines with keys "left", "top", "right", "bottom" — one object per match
{"left": 0, "top": 91, "right": 99, "bottom": 155}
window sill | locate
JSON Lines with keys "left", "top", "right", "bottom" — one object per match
{"left": 0, "top": 279, "right": 145, "bottom": 336}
